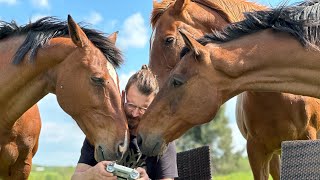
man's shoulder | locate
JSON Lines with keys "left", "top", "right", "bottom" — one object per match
{"left": 83, "top": 138, "right": 94, "bottom": 147}
{"left": 165, "top": 141, "right": 177, "bottom": 153}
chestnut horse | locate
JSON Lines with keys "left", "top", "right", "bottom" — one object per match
{"left": 138, "top": 0, "right": 320, "bottom": 174}
{"left": 148, "top": 0, "right": 320, "bottom": 179}
{"left": 0, "top": 15, "right": 129, "bottom": 179}
{"left": 149, "top": 0, "right": 264, "bottom": 87}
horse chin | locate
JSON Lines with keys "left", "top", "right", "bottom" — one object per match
{"left": 94, "top": 145, "right": 120, "bottom": 162}
{"left": 139, "top": 135, "right": 168, "bottom": 156}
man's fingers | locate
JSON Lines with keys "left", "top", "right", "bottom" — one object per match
{"left": 101, "top": 161, "right": 113, "bottom": 166}
{"left": 136, "top": 167, "right": 146, "bottom": 175}
{"left": 99, "top": 161, "right": 116, "bottom": 178}
{"left": 136, "top": 167, "right": 149, "bottom": 180}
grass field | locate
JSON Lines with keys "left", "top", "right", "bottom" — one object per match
{"left": 29, "top": 165, "right": 74, "bottom": 180}
{"left": 29, "top": 165, "right": 258, "bottom": 180}
{"left": 214, "top": 171, "right": 254, "bottom": 180}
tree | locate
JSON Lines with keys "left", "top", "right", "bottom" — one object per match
{"left": 175, "top": 105, "right": 244, "bottom": 174}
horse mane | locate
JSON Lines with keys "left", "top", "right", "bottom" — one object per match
{"left": 150, "top": 0, "right": 265, "bottom": 29}
{"left": 0, "top": 16, "right": 123, "bottom": 67}
{"left": 199, "top": 0, "right": 320, "bottom": 50}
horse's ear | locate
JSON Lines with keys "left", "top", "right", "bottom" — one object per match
{"left": 67, "top": 15, "right": 89, "bottom": 48}
{"left": 173, "top": 0, "right": 190, "bottom": 15}
{"left": 107, "top": 31, "right": 119, "bottom": 45}
{"left": 179, "top": 29, "right": 201, "bottom": 57}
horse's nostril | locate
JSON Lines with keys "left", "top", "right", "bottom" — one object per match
{"left": 117, "top": 131, "right": 128, "bottom": 159}
{"left": 117, "top": 141, "right": 127, "bottom": 159}
{"left": 118, "top": 142, "right": 126, "bottom": 153}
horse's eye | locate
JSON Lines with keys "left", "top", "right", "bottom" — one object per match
{"left": 165, "top": 37, "right": 175, "bottom": 45}
{"left": 172, "top": 77, "right": 184, "bottom": 87}
{"left": 91, "top": 76, "right": 105, "bottom": 86}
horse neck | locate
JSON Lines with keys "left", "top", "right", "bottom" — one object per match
{"left": 211, "top": 30, "right": 320, "bottom": 101}
{"left": 194, "top": 0, "right": 266, "bottom": 23}
{"left": 0, "top": 36, "right": 76, "bottom": 129}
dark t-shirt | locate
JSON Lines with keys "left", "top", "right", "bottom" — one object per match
{"left": 78, "top": 136, "right": 178, "bottom": 179}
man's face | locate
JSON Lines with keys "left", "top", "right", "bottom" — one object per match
{"left": 124, "top": 85, "right": 155, "bottom": 135}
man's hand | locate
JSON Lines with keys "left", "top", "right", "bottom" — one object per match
{"left": 89, "top": 161, "right": 117, "bottom": 179}
{"left": 72, "top": 161, "right": 117, "bottom": 180}
{"left": 136, "top": 167, "right": 150, "bottom": 180}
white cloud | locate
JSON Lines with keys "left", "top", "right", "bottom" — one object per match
{"left": 0, "top": 0, "right": 17, "bottom": 5}
{"left": 30, "top": 14, "right": 48, "bottom": 22}
{"left": 84, "top": 11, "right": 103, "bottom": 25}
{"left": 119, "top": 71, "right": 135, "bottom": 91}
{"left": 118, "top": 13, "right": 148, "bottom": 50}
{"left": 31, "top": 0, "right": 49, "bottom": 8}
{"left": 40, "top": 121, "right": 84, "bottom": 143}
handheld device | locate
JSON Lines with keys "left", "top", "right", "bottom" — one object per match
{"left": 106, "top": 162, "right": 140, "bottom": 180}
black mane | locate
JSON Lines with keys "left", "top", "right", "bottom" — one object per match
{"left": 199, "top": 0, "right": 320, "bottom": 49}
{"left": 0, "top": 16, "right": 123, "bottom": 67}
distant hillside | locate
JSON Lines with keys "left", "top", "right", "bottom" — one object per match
{"left": 29, "top": 164, "right": 75, "bottom": 180}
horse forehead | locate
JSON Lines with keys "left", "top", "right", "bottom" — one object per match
{"left": 152, "top": 19, "right": 181, "bottom": 42}
{"left": 156, "top": 11, "right": 204, "bottom": 37}
{"left": 86, "top": 51, "right": 107, "bottom": 66}
{"left": 84, "top": 50, "right": 118, "bottom": 86}
{"left": 158, "top": 13, "right": 177, "bottom": 28}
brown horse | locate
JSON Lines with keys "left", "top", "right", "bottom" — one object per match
{"left": 0, "top": 15, "right": 129, "bottom": 179}
{"left": 149, "top": 0, "right": 264, "bottom": 88}
{"left": 138, "top": 0, "right": 320, "bottom": 171}
{"left": 148, "top": 0, "right": 320, "bottom": 179}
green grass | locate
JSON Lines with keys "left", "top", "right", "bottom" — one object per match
{"left": 29, "top": 165, "right": 75, "bottom": 180}
{"left": 214, "top": 171, "right": 253, "bottom": 180}
{"left": 214, "top": 171, "right": 274, "bottom": 180}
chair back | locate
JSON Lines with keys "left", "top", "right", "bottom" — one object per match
{"left": 175, "top": 146, "right": 212, "bottom": 180}
{"left": 281, "top": 140, "right": 320, "bottom": 180}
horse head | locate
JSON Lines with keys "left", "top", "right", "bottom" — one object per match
{"left": 138, "top": 30, "right": 235, "bottom": 156}
{"left": 149, "top": 0, "right": 265, "bottom": 88}
{"left": 54, "top": 16, "right": 128, "bottom": 161}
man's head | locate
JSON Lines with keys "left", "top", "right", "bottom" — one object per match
{"left": 123, "top": 65, "right": 159, "bottom": 135}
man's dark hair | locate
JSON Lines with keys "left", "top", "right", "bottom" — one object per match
{"left": 125, "top": 65, "right": 159, "bottom": 95}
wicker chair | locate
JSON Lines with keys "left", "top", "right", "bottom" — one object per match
{"left": 175, "top": 146, "right": 212, "bottom": 180}
{"left": 281, "top": 140, "right": 320, "bottom": 180}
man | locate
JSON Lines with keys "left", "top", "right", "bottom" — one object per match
{"left": 72, "top": 65, "right": 178, "bottom": 180}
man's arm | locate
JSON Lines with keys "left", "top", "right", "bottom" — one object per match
{"left": 72, "top": 161, "right": 117, "bottom": 180}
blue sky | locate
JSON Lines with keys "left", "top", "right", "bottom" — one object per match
{"left": 0, "top": 0, "right": 297, "bottom": 166}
